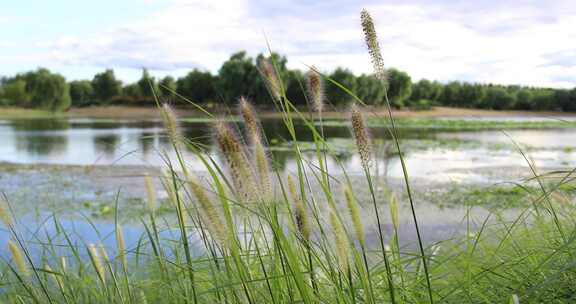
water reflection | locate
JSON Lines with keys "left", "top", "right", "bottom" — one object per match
{"left": 1, "top": 117, "right": 576, "bottom": 184}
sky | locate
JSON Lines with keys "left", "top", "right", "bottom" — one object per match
{"left": 1, "top": 0, "right": 576, "bottom": 88}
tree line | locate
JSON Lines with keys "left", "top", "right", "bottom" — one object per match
{"left": 1, "top": 50, "right": 575, "bottom": 112}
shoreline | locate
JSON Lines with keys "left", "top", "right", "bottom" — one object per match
{"left": 2, "top": 106, "right": 576, "bottom": 120}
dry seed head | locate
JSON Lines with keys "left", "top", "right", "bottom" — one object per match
{"left": 215, "top": 122, "right": 258, "bottom": 202}
{"left": 360, "top": 9, "right": 387, "bottom": 84}
{"left": 351, "top": 104, "right": 372, "bottom": 169}
{"left": 116, "top": 225, "right": 127, "bottom": 272}
{"left": 8, "top": 240, "right": 28, "bottom": 277}
{"left": 239, "top": 97, "right": 261, "bottom": 145}
{"left": 344, "top": 186, "right": 365, "bottom": 247}
{"left": 287, "top": 175, "right": 310, "bottom": 241}
{"left": 144, "top": 174, "right": 157, "bottom": 214}
{"left": 160, "top": 103, "right": 180, "bottom": 146}
{"left": 260, "top": 58, "right": 282, "bottom": 101}
{"left": 188, "top": 178, "right": 228, "bottom": 246}
{"left": 0, "top": 197, "right": 13, "bottom": 227}
{"left": 45, "top": 264, "right": 64, "bottom": 289}
{"left": 330, "top": 212, "right": 349, "bottom": 273}
{"left": 306, "top": 67, "right": 324, "bottom": 113}
{"left": 88, "top": 243, "right": 106, "bottom": 283}
{"left": 239, "top": 97, "right": 273, "bottom": 201}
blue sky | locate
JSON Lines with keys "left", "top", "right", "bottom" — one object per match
{"left": 1, "top": 0, "right": 575, "bottom": 88}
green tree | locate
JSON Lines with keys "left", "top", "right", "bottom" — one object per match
{"left": 19, "top": 68, "right": 71, "bottom": 111}
{"left": 216, "top": 51, "right": 259, "bottom": 104}
{"left": 285, "top": 70, "right": 306, "bottom": 105}
{"left": 514, "top": 88, "right": 533, "bottom": 110}
{"left": 440, "top": 81, "right": 462, "bottom": 106}
{"left": 356, "top": 74, "right": 385, "bottom": 105}
{"left": 387, "top": 68, "right": 412, "bottom": 108}
{"left": 326, "top": 68, "right": 357, "bottom": 105}
{"left": 159, "top": 76, "right": 177, "bottom": 99}
{"left": 92, "top": 69, "right": 122, "bottom": 103}
{"left": 460, "top": 83, "right": 486, "bottom": 108}
{"left": 177, "top": 69, "right": 217, "bottom": 103}
{"left": 123, "top": 83, "right": 142, "bottom": 97}
{"left": 137, "top": 68, "right": 158, "bottom": 98}
{"left": 69, "top": 80, "right": 94, "bottom": 107}
{"left": 0, "top": 80, "right": 30, "bottom": 106}
{"left": 483, "top": 86, "right": 516, "bottom": 110}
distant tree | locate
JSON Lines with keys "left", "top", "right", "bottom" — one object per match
{"left": 285, "top": 70, "right": 306, "bottom": 105}
{"left": 216, "top": 51, "right": 259, "bottom": 104}
{"left": 19, "top": 68, "right": 71, "bottom": 111}
{"left": 514, "top": 88, "right": 533, "bottom": 110}
{"left": 123, "top": 83, "right": 142, "bottom": 97}
{"left": 356, "top": 74, "right": 385, "bottom": 105}
{"left": 440, "top": 81, "right": 462, "bottom": 106}
{"left": 177, "top": 69, "right": 217, "bottom": 103}
{"left": 460, "top": 83, "right": 486, "bottom": 108}
{"left": 159, "top": 76, "right": 177, "bottom": 99}
{"left": 531, "top": 90, "right": 556, "bottom": 111}
{"left": 387, "top": 68, "right": 412, "bottom": 108}
{"left": 326, "top": 68, "right": 357, "bottom": 105}
{"left": 92, "top": 69, "right": 122, "bottom": 103}
{"left": 137, "top": 68, "right": 158, "bottom": 98}
{"left": 0, "top": 80, "right": 30, "bottom": 106}
{"left": 483, "top": 86, "right": 516, "bottom": 110}
{"left": 69, "top": 80, "right": 94, "bottom": 107}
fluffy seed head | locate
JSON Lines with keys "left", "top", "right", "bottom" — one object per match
{"left": 287, "top": 175, "right": 310, "bottom": 241}
{"left": 361, "top": 9, "right": 387, "bottom": 85}
{"left": 0, "top": 197, "right": 13, "bottom": 227}
{"left": 351, "top": 104, "right": 372, "bottom": 169}
{"left": 239, "top": 97, "right": 261, "bottom": 145}
{"left": 88, "top": 243, "right": 106, "bottom": 283}
{"left": 144, "top": 174, "right": 157, "bottom": 214}
{"left": 116, "top": 225, "right": 127, "bottom": 272}
{"left": 306, "top": 67, "right": 324, "bottom": 113}
{"left": 8, "top": 240, "right": 28, "bottom": 277}
{"left": 215, "top": 122, "right": 258, "bottom": 202}
{"left": 259, "top": 58, "right": 282, "bottom": 101}
{"left": 160, "top": 103, "right": 180, "bottom": 146}
{"left": 344, "top": 186, "right": 365, "bottom": 247}
{"left": 45, "top": 264, "right": 64, "bottom": 289}
{"left": 189, "top": 178, "right": 228, "bottom": 246}
{"left": 330, "top": 212, "right": 349, "bottom": 273}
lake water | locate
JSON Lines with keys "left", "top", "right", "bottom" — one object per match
{"left": 1, "top": 117, "right": 575, "bottom": 183}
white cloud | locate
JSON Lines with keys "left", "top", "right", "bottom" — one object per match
{"left": 13, "top": 0, "right": 576, "bottom": 88}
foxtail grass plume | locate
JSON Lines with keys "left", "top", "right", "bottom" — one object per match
{"left": 45, "top": 264, "right": 64, "bottom": 289}
{"left": 188, "top": 177, "right": 227, "bottom": 246}
{"left": 360, "top": 9, "right": 387, "bottom": 85}
{"left": 0, "top": 197, "right": 13, "bottom": 227}
{"left": 215, "top": 122, "right": 258, "bottom": 203}
{"left": 116, "top": 225, "right": 127, "bottom": 272}
{"left": 330, "top": 212, "right": 349, "bottom": 273}
{"left": 8, "top": 240, "right": 28, "bottom": 277}
{"left": 260, "top": 58, "right": 282, "bottom": 101}
{"left": 160, "top": 103, "right": 180, "bottom": 146}
{"left": 144, "top": 174, "right": 157, "bottom": 214}
{"left": 287, "top": 175, "right": 310, "bottom": 241}
{"left": 344, "top": 186, "right": 365, "bottom": 247}
{"left": 351, "top": 104, "right": 372, "bottom": 170}
{"left": 389, "top": 192, "right": 400, "bottom": 231}
{"left": 306, "top": 67, "right": 324, "bottom": 113}
{"left": 239, "top": 97, "right": 273, "bottom": 201}
{"left": 88, "top": 243, "right": 106, "bottom": 283}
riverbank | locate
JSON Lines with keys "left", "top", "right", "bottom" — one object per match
{"left": 2, "top": 106, "right": 576, "bottom": 120}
